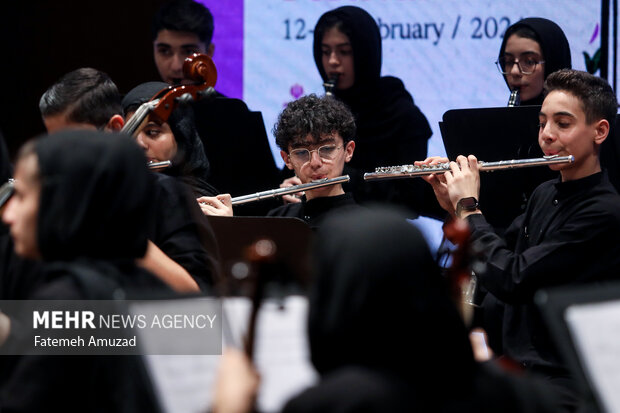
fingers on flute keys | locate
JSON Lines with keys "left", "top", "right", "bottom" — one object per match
{"left": 280, "top": 176, "right": 303, "bottom": 204}
{"left": 197, "top": 194, "right": 234, "bottom": 217}
{"left": 416, "top": 156, "right": 449, "bottom": 185}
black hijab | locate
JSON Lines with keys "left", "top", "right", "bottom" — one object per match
{"left": 0, "top": 130, "right": 11, "bottom": 184}
{"left": 309, "top": 208, "right": 474, "bottom": 388}
{"left": 312, "top": 6, "right": 432, "bottom": 148}
{"left": 122, "top": 82, "right": 217, "bottom": 197}
{"left": 498, "top": 18, "right": 572, "bottom": 105}
{"left": 312, "top": 7, "right": 432, "bottom": 211}
{"left": 35, "top": 131, "right": 153, "bottom": 261}
{"left": 313, "top": 6, "right": 381, "bottom": 94}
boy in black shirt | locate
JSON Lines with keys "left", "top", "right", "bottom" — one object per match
{"left": 267, "top": 94, "right": 359, "bottom": 228}
{"left": 422, "top": 69, "right": 620, "bottom": 411}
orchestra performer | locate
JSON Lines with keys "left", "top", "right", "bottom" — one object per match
{"left": 421, "top": 69, "right": 620, "bottom": 412}
{"left": 282, "top": 6, "right": 433, "bottom": 218}
{"left": 497, "top": 18, "right": 571, "bottom": 106}
{"left": 39, "top": 67, "right": 217, "bottom": 291}
{"left": 122, "top": 81, "right": 218, "bottom": 198}
{"left": 266, "top": 94, "right": 361, "bottom": 228}
{"left": 0, "top": 132, "right": 169, "bottom": 411}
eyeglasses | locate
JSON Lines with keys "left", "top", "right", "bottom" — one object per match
{"left": 288, "top": 144, "right": 343, "bottom": 165}
{"left": 496, "top": 56, "right": 545, "bottom": 75}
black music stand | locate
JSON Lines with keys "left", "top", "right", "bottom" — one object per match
{"left": 206, "top": 216, "right": 314, "bottom": 297}
{"left": 193, "top": 97, "right": 282, "bottom": 216}
{"left": 535, "top": 282, "right": 620, "bottom": 413}
{"left": 205, "top": 216, "right": 319, "bottom": 412}
{"left": 440, "top": 106, "right": 558, "bottom": 231}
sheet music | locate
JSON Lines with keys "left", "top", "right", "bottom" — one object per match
{"left": 145, "top": 355, "right": 220, "bottom": 413}
{"left": 565, "top": 300, "right": 620, "bottom": 413}
{"left": 252, "top": 296, "right": 318, "bottom": 412}
{"left": 142, "top": 296, "right": 317, "bottom": 413}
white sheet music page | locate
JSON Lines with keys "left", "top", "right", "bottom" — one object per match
{"left": 142, "top": 296, "right": 317, "bottom": 413}
{"left": 565, "top": 300, "right": 620, "bottom": 413}
{"left": 252, "top": 296, "right": 318, "bottom": 412}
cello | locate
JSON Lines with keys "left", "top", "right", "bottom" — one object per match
{"left": 121, "top": 53, "right": 217, "bottom": 138}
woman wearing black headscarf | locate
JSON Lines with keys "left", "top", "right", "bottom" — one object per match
{"left": 213, "top": 208, "right": 560, "bottom": 412}
{"left": 122, "top": 81, "right": 218, "bottom": 197}
{"left": 0, "top": 129, "right": 17, "bottom": 299}
{"left": 0, "top": 131, "right": 171, "bottom": 411}
{"left": 311, "top": 6, "right": 432, "bottom": 215}
{"left": 0, "top": 130, "right": 10, "bottom": 185}
{"left": 497, "top": 18, "right": 572, "bottom": 106}
{"left": 0, "top": 129, "right": 42, "bottom": 302}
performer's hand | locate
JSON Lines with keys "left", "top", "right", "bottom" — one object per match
{"left": 280, "top": 176, "right": 303, "bottom": 204}
{"left": 417, "top": 156, "right": 454, "bottom": 215}
{"left": 444, "top": 155, "right": 480, "bottom": 212}
{"left": 469, "top": 328, "right": 493, "bottom": 362}
{"left": 212, "top": 348, "right": 260, "bottom": 413}
{"left": 198, "top": 194, "right": 234, "bottom": 217}
{"left": 0, "top": 311, "right": 11, "bottom": 346}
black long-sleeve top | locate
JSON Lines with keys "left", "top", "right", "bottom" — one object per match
{"left": 467, "top": 172, "right": 620, "bottom": 368}
{"left": 150, "top": 173, "right": 218, "bottom": 289}
{"left": 267, "top": 193, "right": 360, "bottom": 229}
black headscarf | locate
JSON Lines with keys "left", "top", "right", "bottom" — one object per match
{"left": 309, "top": 208, "right": 474, "bottom": 387}
{"left": 122, "top": 82, "right": 217, "bottom": 197}
{"left": 0, "top": 130, "right": 11, "bottom": 184}
{"left": 314, "top": 6, "right": 381, "bottom": 94}
{"left": 312, "top": 6, "right": 431, "bottom": 148}
{"left": 35, "top": 131, "right": 153, "bottom": 261}
{"left": 312, "top": 7, "right": 432, "bottom": 212}
{"left": 1, "top": 129, "right": 43, "bottom": 301}
{"left": 498, "top": 18, "right": 572, "bottom": 105}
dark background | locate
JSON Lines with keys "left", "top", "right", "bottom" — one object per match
{"left": 0, "top": 0, "right": 170, "bottom": 158}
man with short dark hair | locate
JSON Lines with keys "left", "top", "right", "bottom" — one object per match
{"left": 152, "top": 0, "right": 215, "bottom": 85}
{"left": 39, "top": 68, "right": 124, "bottom": 132}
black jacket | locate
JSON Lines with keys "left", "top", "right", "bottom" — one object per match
{"left": 469, "top": 172, "right": 620, "bottom": 368}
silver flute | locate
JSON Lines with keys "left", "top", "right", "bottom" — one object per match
{"left": 507, "top": 88, "right": 521, "bottom": 107}
{"left": 147, "top": 160, "right": 172, "bottom": 171}
{"left": 0, "top": 179, "right": 15, "bottom": 209}
{"left": 364, "top": 155, "right": 575, "bottom": 181}
{"left": 323, "top": 74, "right": 339, "bottom": 97}
{"left": 231, "top": 175, "right": 350, "bottom": 205}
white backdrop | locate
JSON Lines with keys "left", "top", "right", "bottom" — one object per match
{"left": 242, "top": 1, "right": 602, "bottom": 167}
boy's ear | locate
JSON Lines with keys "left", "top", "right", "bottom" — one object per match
{"left": 281, "top": 150, "right": 294, "bottom": 170}
{"left": 106, "top": 115, "right": 125, "bottom": 132}
{"left": 593, "top": 118, "right": 610, "bottom": 145}
{"left": 206, "top": 43, "right": 215, "bottom": 57}
{"left": 344, "top": 140, "right": 355, "bottom": 163}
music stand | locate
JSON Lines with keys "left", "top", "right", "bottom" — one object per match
{"left": 440, "top": 106, "right": 558, "bottom": 230}
{"left": 535, "top": 282, "right": 620, "bottom": 413}
{"left": 193, "top": 97, "right": 282, "bottom": 216}
{"left": 206, "top": 215, "right": 314, "bottom": 297}
{"left": 206, "top": 215, "right": 319, "bottom": 411}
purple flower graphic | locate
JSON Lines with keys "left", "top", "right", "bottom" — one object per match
{"left": 290, "top": 84, "right": 304, "bottom": 99}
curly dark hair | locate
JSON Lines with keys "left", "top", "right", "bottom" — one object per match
{"left": 544, "top": 69, "right": 618, "bottom": 124}
{"left": 274, "top": 94, "right": 356, "bottom": 151}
